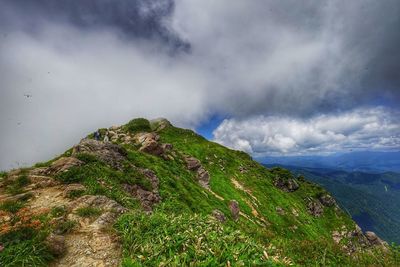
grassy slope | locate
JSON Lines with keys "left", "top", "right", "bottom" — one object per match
{"left": 1, "top": 119, "right": 400, "bottom": 266}
{"left": 284, "top": 166, "right": 400, "bottom": 244}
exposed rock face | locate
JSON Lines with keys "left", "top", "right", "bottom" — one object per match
{"left": 212, "top": 209, "right": 226, "bottom": 223}
{"left": 184, "top": 156, "right": 210, "bottom": 188}
{"left": 273, "top": 176, "right": 299, "bottom": 192}
{"left": 123, "top": 184, "right": 161, "bottom": 212}
{"left": 229, "top": 200, "right": 240, "bottom": 221}
{"left": 42, "top": 157, "right": 84, "bottom": 175}
{"left": 307, "top": 200, "right": 324, "bottom": 217}
{"left": 135, "top": 132, "right": 165, "bottom": 156}
{"left": 46, "top": 234, "right": 66, "bottom": 256}
{"left": 365, "top": 231, "right": 387, "bottom": 247}
{"left": 122, "top": 168, "right": 161, "bottom": 212}
{"left": 72, "top": 139, "right": 127, "bottom": 170}
{"left": 319, "top": 194, "right": 336, "bottom": 207}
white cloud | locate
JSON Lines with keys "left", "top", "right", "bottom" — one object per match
{"left": 213, "top": 107, "right": 400, "bottom": 156}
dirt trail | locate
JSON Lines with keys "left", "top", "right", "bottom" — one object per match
{"left": 1, "top": 172, "right": 123, "bottom": 267}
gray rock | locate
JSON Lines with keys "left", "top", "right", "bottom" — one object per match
{"left": 273, "top": 176, "right": 299, "bottom": 192}
{"left": 319, "top": 194, "right": 336, "bottom": 207}
{"left": 229, "top": 200, "right": 240, "bottom": 221}
{"left": 46, "top": 234, "right": 66, "bottom": 256}
{"left": 72, "top": 139, "right": 127, "bottom": 170}
{"left": 307, "top": 200, "right": 324, "bottom": 217}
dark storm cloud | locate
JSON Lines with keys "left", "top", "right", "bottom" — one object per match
{"left": 0, "top": 0, "right": 189, "bottom": 51}
{"left": 1, "top": 0, "right": 400, "bottom": 168}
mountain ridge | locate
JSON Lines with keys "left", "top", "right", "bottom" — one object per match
{"left": 0, "top": 118, "right": 398, "bottom": 266}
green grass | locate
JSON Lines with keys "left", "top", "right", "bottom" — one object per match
{"left": 75, "top": 207, "right": 102, "bottom": 217}
{"left": 2, "top": 119, "right": 400, "bottom": 266}
{"left": 115, "top": 211, "right": 277, "bottom": 266}
{"left": 5, "top": 174, "right": 31, "bottom": 195}
{"left": 51, "top": 206, "right": 68, "bottom": 217}
{"left": 124, "top": 118, "right": 151, "bottom": 133}
{"left": 53, "top": 220, "right": 77, "bottom": 235}
{"left": 0, "top": 200, "right": 25, "bottom": 213}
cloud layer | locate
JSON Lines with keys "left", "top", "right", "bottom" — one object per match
{"left": 0, "top": 0, "right": 399, "bottom": 169}
{"left": 213, "top": 107, "right": 400, "bottom": 156}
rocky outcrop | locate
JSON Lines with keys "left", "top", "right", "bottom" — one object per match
{"left": 365, "top": 231, "right": 388, "bottom": 247}
{"left": 273, "top": 176, "right": 299, "bottom": 192}
{"left": 123, "top": 184, "right": 161, "bottom": 212}
{"left": 184, "top": 156, "right": 210, "bottom": 188}
{"left": 185, "top": 157, "right": 201, "bottom": 171}
{"left": 41, "top": 157, "right": 84, "bottom": 175}
{"left": 72, "top": 139, "right": 127, "bottom": 170}
{"left": 123, "top": 168, "right": 161, "bottom": 212}
{"left": 307, "top": 200, "right": 324, "bottom": 217}
{"left": 319, "top": 194, "right": 336, "bottom": 207}
{"left": 229, "top": 200, "right": 240, "bottom": 221}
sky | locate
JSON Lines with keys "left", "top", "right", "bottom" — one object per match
{"left": 0, "top": 0, "right": 399, "bottom": 170}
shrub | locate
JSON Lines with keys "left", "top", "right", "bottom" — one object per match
{"left": 75, "top": 153, "right": 99, "bottom": 164}
{"left": 53, "top": 220, "right": 76, "bottom": 235}
{"left": 75, "top": 207, "right": 102, "bottom": 217}
{"left": 5, "top": 175, "right": 31, "bottom": 195}
{"left": 124, "top": 118, "right": 151, "bottom": 133}
{"left": 0, "top": 200, "right": 24, "bottom": 213}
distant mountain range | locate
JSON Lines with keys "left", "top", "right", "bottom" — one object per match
{"left": 259, "top": 151, "right": 400, "bottom": 173}
{"left": 263, "top": 164, "right": 400, "bottom": 244}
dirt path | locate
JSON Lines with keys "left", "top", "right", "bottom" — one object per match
{"left": 1, "top": 172, "right": 124, "bottom": 267}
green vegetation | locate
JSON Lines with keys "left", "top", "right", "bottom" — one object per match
{"left": 124, "top": 118, "right": 151, "bottom": 133}
{"left": 2, "top": 119, "right": 399, "bottom": 266}
{"left": 0, "top": 200, "right": 25, "bottom": 213}
{"left": 4, "top": 174, "right": 31, "bottom": 195}
{"left": 53, "top": 220, "right": 76, "bottom": 235}
{"left": 51, "top": 206, "right": 68, "bottom": 217}
{"left": 76, "top": 207, "right": 102, "bottom": 217}
{"left": 115, "top": 211, "right": 276, "bottom": 266}
{"left": 0, "top": 230, "right": 54, "bottom": 267}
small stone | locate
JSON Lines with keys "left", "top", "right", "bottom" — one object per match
{"left": 212, "top": 209, "right": 226, "bottom": 222}
{"left": 45, "top": 234, "right": 66, "bottom": 256}
{"left": 229, "top": 200, "right": 240, "bottom": 221}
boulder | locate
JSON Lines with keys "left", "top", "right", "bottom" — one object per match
{"left": 197, "top": 167, "right": 210, "bottom": 188}
{"left": 139, "top": 140, "right": 164, "bottom": 156}
{"left": 72, "top": 139, "right": 127, "bottom": 170}
{"left": 46, "top": 234, "right": 66, "bottom": 256}
{"left": 184, "top": 156, "right": 201, "bottom": 171}
{"left": 273, "top": 176, "right": 299, "bottom": 192}
{"left": 307, "top": 200, "right": 324, "bottom": 217}
{"left": 365, "top": 231, "right": 387, "bottom": 247}
{"left": 229, "top": 200, "right": 240, "bottom": 221}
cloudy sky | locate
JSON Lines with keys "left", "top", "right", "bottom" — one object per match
{"left": 1, "top": 0, "right": 399, "bottom": 169}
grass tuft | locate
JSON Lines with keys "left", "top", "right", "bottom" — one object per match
{"left": 76, "top": 207, "right": 102, "bottom": 217}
